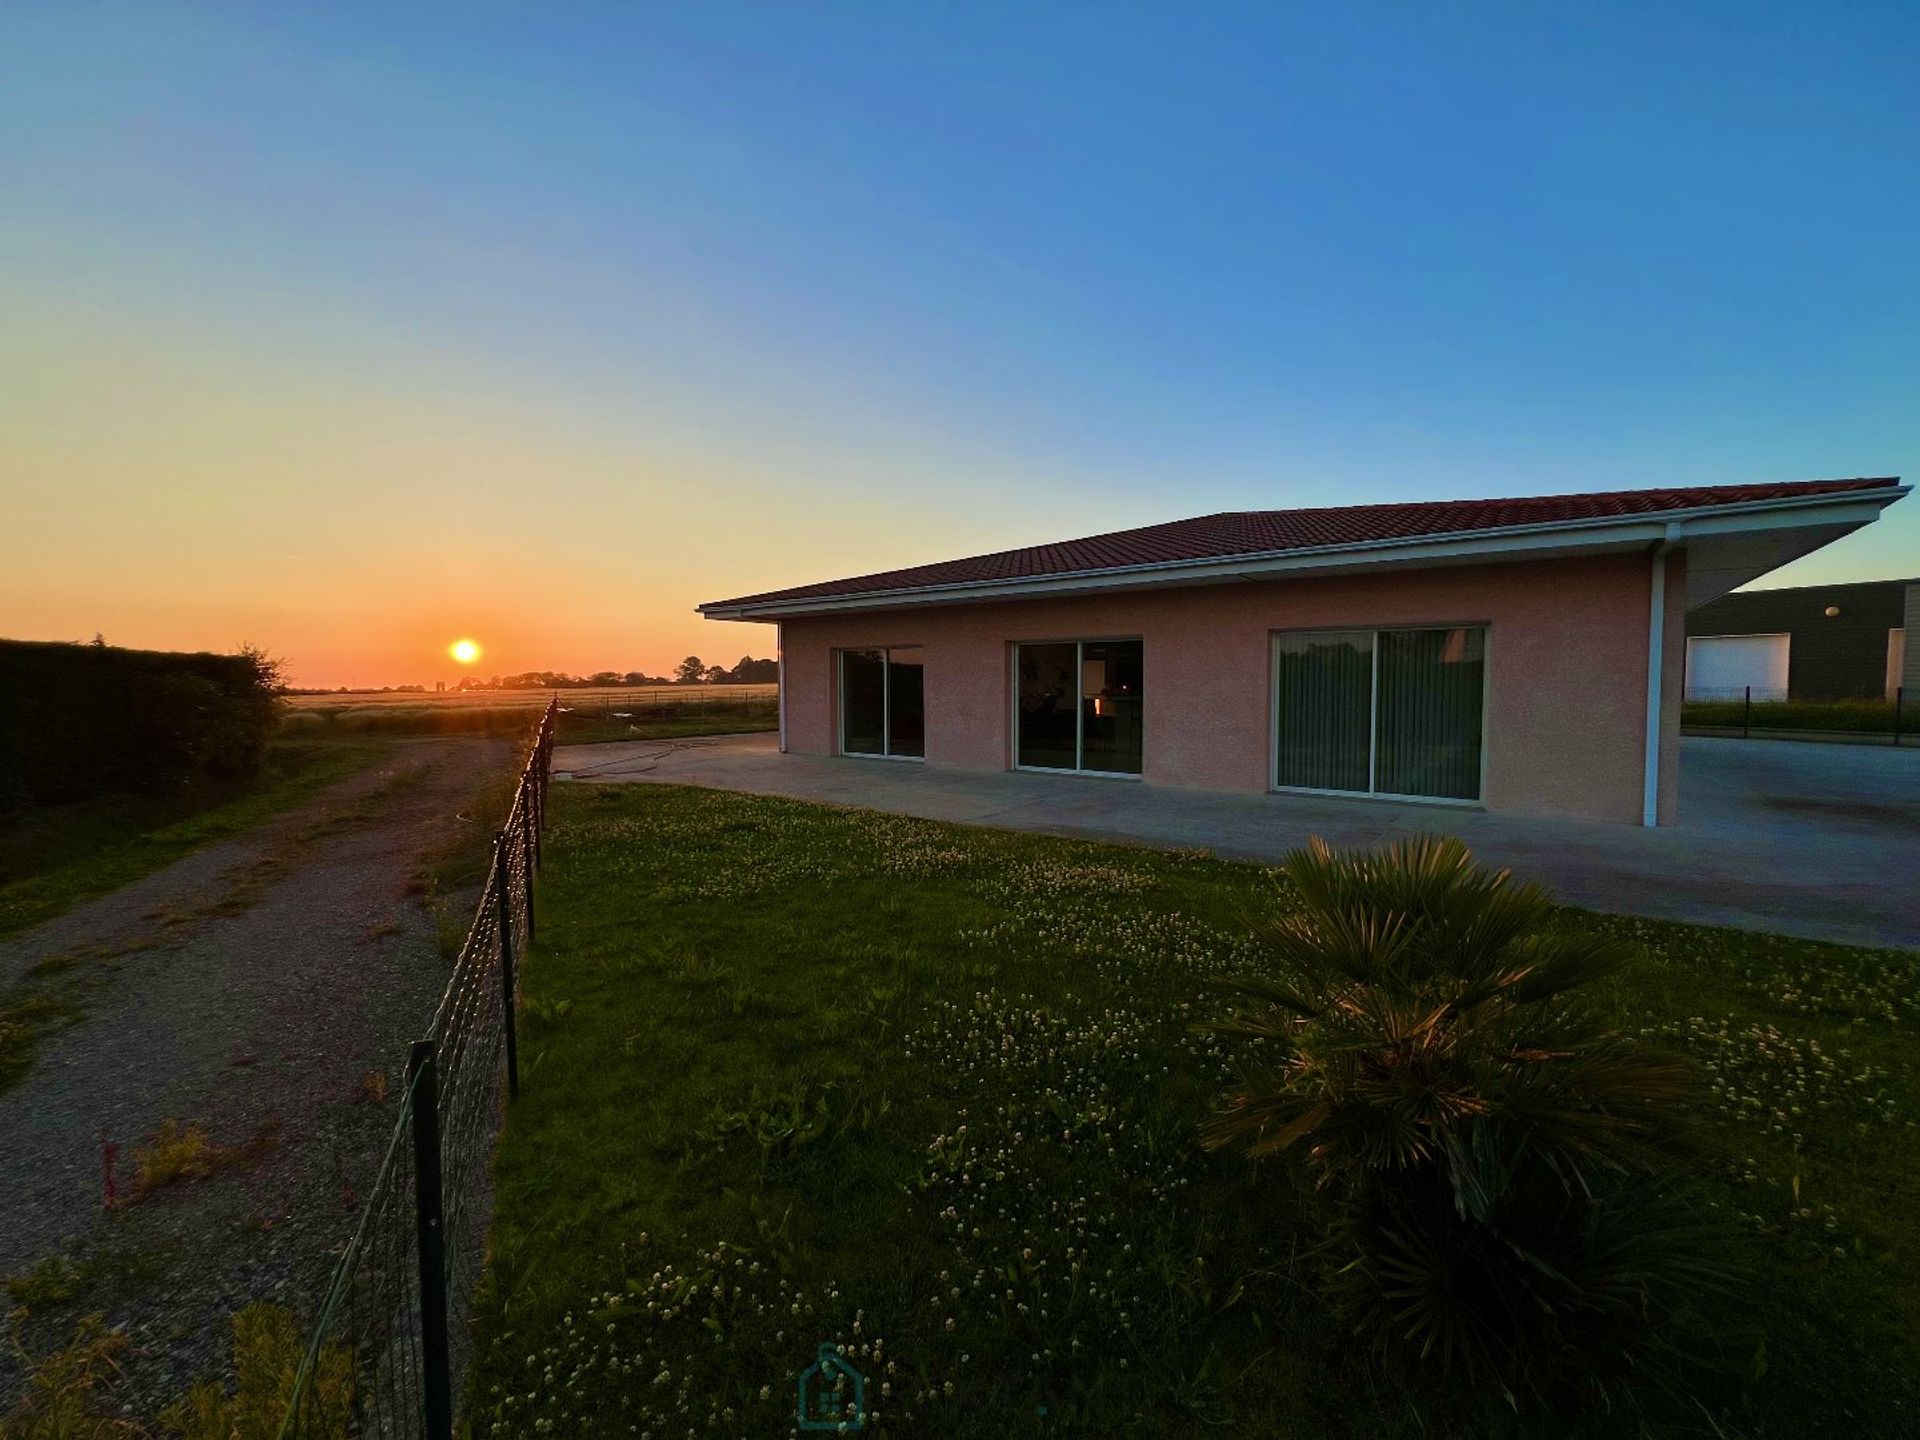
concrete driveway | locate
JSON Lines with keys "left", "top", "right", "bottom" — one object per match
{"left": 553, "top": 733, "right": 1920, "bottom": 950}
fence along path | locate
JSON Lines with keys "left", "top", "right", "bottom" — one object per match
{"left": 277, "top": 699, "right": 556, "bottom": 1440}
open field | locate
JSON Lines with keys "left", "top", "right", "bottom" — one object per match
{"left": 281, "top": 685, "right": 780, "bottom": 743}
{"left": 283, "top": 683, "right": 777, "bottom": 710}
{"left": 473, "top": 782, "right": 1920, "bottom": 1438}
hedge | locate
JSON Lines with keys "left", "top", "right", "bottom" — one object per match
{"left": 0, "top": 639, "right": 280, "bottom": 809}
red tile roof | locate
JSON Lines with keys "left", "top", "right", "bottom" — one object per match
{"left": 702, "top": 477, "right": 1902, "bottom": 611}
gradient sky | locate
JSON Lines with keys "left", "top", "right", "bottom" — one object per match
{"left": 3, "top": 3, "right": 1916, "bottom": 688}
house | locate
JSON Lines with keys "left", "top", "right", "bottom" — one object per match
{"left": 1685, "top": 575, "right": 1918, "bottom": 703}
{"left": 699, "top": 477, "right": 1907, "bottom": 826}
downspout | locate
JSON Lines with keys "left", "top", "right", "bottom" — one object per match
{"left": 1642, "top": 524, "right": 1681, "bottom": 827}
{"left": 776, "top": 622, "right": 788, "bottom": 754}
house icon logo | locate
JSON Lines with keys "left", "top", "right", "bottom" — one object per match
{"left": 795, "top": 1341, "right": 866, "bottom": 1431}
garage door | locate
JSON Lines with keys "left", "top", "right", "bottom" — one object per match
{"left": 1685, "top": 633, "right": 1789, "bottom": 701}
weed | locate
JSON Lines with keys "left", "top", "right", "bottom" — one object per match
{"left": 4, "top": 1257, "right": 79, "bottom": 1312}
{"left": 119, "top": 1118, "right": 278, "bottom": 1205}
{"left": 161, "top": 1303, "right": 352, "bottom": 1440}
{"left": 0, "top": 1313, "right": 141, "bottom": 1438}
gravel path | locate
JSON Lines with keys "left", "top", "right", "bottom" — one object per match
{"left": 0, "top": 736, "right": 514, "bottom": 1415}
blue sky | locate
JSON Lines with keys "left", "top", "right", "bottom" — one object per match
{"left": 2, "top": 3, "right": 1914, "bottom": 683}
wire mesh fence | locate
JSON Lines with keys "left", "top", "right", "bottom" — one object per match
{"left": 276, "top": 698, "right": 556, "bottom": 1440}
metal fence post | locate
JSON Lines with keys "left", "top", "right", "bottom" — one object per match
{"left": 1743, "top": 685, "right": 1751, "bottom": 740}
{"left": 494, "top": 836, "right": 520, "bottom": 1101}
{"left": 407, "top": 1040, "right": 453, "bottom": 1440}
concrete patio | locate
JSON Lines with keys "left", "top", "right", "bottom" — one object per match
{"left": 553, "top": 732, "right": 1920, "bottom": 950}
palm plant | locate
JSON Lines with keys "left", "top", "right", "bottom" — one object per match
{"left": 1204, "top": 836, "right": 1737, "bottom": 1416}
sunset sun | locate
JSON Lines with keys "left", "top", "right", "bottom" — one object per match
{"left": 449, "top": 638, "right": 482, "bottom": 665}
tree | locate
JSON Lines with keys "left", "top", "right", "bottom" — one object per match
{"left": 676, "top": 656, "right": 705, "bottom": 685}
{"left": 1204, "top": 836, "right": 1735, "bottom": 1415}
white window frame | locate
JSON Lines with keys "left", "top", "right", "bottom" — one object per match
{"left": 1268, "top": 624, "right": 1490, "bottom": 808}
{"left": 1010, "top": 637, "right": 1144, "bottom": 780}
{"left": 835, "top": 646, "right": 925, "bottom": 761}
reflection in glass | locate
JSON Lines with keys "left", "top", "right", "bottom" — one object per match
{"left": 1272, "top": 627, "right": 1486, "bottom": 800}
{"left": 1016, "top": 643, "right": 1079, "bottom": 770}
{"left": 1274, "top": 631, "right": 1374, "bottom": 792}
{"left": 840, "top": 649, "right": 885, "bottom": 755}
{"left": 1376, "top": 628, "right": 1484, "bottom": 800}
{"left": 1079, "top": 640, "right": 1143, "bottom": 774}
{"left": 886, "top": 647, "right": 925, "bottom": 758}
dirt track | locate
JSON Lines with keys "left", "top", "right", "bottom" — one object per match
{"left": 0, "top": 736, "right": 512, "bottom": 1413}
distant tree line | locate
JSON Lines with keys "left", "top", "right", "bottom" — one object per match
{"left": 451, "top": 656, "right": 776, "bottom": 692}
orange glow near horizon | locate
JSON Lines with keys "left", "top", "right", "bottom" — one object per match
{"left": 450, "top": 638, "right": 482, "bottom": 666}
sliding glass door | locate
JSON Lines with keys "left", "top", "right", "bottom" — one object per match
{"left": 838, "top": 646, "right": 924, "bottom": 759}
{"left": 1016, "top": 639, "right": 1143, "bottom": 775}
{"left": 1273, "top": 627, "right": 1485, "bottom": 801}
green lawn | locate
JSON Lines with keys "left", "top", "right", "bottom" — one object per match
{"left": 472, "top": 784, "right": 1920, "bottom": 1438}
{"left": 0, "top": 736, "right": 390, "bottom": 940}
{"left": 552, "top": 699, "right": 779, "bottom": 746}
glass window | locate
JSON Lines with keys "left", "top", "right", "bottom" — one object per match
{"left": 1273, "top": 627, "right": 1485, "bottom": 801}
{"left": 1016, "top": 643, "right": 1079, "bottom": 770}
{"left": 1079, "top": 640, "right": 1143, "bottom": 775}
{"left": 1375, "top": 628, "right": 1484, "bottom": 800}
{"left": 886, "top": 647, "right": 925, "bottom": 758}
{"left": 839, "top": 646, "right": 924, "bottom": 759}
{"left": 1274, "top": 631, "right": 1374, "bottom": 792}
{"left": 1017, "top": 639, "right": 1142, "bottom": 774}
{"left": 840, "top": 649, "right": 886, "bottom": 755}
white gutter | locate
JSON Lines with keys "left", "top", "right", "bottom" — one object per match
{"left": 699, "top": 487, "right": 1905, "bottom": 621}
{"left": 1642, "top": 523, "right": 1681, "bottom": 827}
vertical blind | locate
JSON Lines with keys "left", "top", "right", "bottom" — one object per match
{"left": 1274, "top": 627, "right": 1485, "bottom": 800}
{"left": 1274, "top": 631, "right": 1374, "bottom": 791}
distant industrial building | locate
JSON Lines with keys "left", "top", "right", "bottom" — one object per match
{"left": 1686, "top": 576, "right": 1917, "bottom": 701}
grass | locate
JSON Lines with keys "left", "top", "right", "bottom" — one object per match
{"left": 551, "top": 699, "right": 778, "bottom": 747}
{"left": 0, "top": 736, "right": 390, "bottom": 940}
{"left": 473, "top": 783, "right": 1919, "bottom": 1437}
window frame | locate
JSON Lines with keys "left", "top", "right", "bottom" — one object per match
{"left": 1010, "top": 636, "right": 1145, "bottom": 780}
{"left": 835, "top": 645, "right": 926, "bottom": 761}
{"left": 1268, "top": 623, "right": 1490, "bottom": 807}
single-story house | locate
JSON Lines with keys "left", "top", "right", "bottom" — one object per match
{"left": 1685, "top": 575, "right": 1918, "bottom": 703}
{"left": 699, "top": 477, "right": 1907, "bottom": 826}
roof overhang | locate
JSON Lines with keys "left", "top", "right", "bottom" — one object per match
{"left": 698, "top": 486, "right": 1909, "bottom": 621}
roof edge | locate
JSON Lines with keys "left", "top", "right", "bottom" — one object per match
{"left": 700, "top": 483, "right": 1908, "bottom": 620}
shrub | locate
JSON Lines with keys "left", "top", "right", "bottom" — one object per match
{"left": 0, "top": 639, "right": 283, "bottom": 808}
{"left": 1203, "top": 836, "right": 1740, "bottom": 1417}
{"left": 1681, "top": 696, "right": 1901, "bottom": 733}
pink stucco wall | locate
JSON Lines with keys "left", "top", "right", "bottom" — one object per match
{"left": 775, "top": 551, "right": 1685, "bottom": 824}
